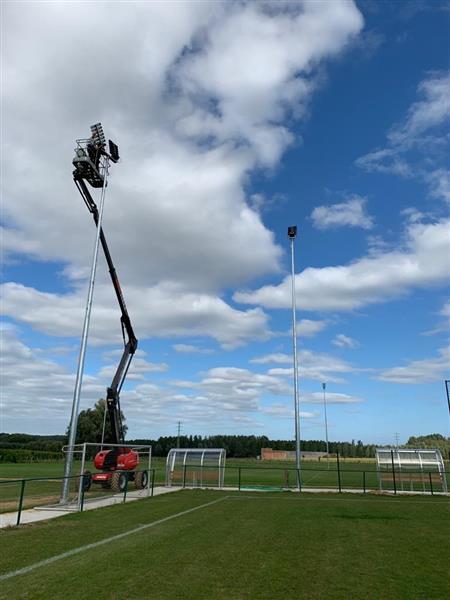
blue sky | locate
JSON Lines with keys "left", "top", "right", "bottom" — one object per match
{"left": 2, "top": 1, "right": 449, "bottom": 445}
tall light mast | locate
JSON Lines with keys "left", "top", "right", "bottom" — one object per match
{"left": 288, "top": 226, "right": 301, "bottom": 488}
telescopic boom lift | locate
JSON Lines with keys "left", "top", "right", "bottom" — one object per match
{"left": 72, "top": 124, "right": 145, "bottom": 492}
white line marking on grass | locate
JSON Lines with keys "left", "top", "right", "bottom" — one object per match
{"left": 301, "top": 472, "right": 322, "bottom": 484}
{"left": 0, "top": 496, "right": 229, "bottom": 582}
{"left": 229, "top": 495, "right": 450, "bottom": 506}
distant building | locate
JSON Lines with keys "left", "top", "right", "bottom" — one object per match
{"left": 261, "top": 448, "right": 328, "bottom": 461}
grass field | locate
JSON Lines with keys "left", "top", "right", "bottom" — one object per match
{"left": 1, "top": 489, "right": 449, "bottom": 599}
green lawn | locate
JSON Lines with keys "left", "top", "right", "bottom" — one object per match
{"left": 0, "top": 489, "right": 449, "bottom": 599}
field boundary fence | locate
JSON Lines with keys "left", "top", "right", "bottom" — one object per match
{"left": 175, "top": 460, "right": 449, "bottom": 496}
{"left": 2, "top": 460, "right": 449, "bottom": 527}
{"left": 0, "top": 468, "right": 156, "bottom": 526}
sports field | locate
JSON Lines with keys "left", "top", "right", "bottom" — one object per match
{"left": 1, "top": 489, "right": 448, "bottom": 600}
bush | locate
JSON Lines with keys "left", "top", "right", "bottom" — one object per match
{"left": 0, "top": 449, "right": 62, "bottom": 463}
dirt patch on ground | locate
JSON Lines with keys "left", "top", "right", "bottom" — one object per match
{"left": 0, "top": 494, "right": 74, "bottom": 513}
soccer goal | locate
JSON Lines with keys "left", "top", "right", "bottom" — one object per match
{"left": 376, "top": 448, "right": 447, "bottom": 494}
{"left": 165, "top": 448, "right": 226, "bottom": 489}
{"left": 62, "top": 442, "right": 152, "bottom": 508}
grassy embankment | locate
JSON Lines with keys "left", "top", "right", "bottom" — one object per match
{"left": 0, "top": 489, "right": 449, "bottom": 599}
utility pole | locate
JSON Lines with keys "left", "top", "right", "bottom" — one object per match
{"left": 394, "top": 432, "right": 400, "bottom": 449}
{"left": 288, "top": 226, "right": 301, "bottom": 489}
{"left": 322, "top": 382, "right": 330, "bottom": 469}
{"left": 176, "top": 421, "right": 182, "bottom": 449}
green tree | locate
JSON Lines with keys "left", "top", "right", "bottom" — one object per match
{"left": 67, "top": 399, "right": 127, "bottom": 445}
{"left": 406, "top": 434, "right": 449, "bottom": 459}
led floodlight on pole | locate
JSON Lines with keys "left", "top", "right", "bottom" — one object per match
{"left": 288, "top": 225, "right": 301, "bottom": 489}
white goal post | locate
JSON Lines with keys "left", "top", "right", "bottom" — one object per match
{"left": 62, "top": 442, "right": 152, "bottom": 508}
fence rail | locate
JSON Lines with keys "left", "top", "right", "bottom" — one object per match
{"left": 0, "top": 468, "right": 156, "bottom": 526}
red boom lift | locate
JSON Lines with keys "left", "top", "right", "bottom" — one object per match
{"left": 72, "top": 125, "right": 145, "bottom": 493}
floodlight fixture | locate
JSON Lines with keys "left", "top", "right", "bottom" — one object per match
{"left": 108, "top": 139, "right": 120, "bottom": 163}
{"left": 288, "top": 225, "right": 297, "bottom": 239}
{"left": 90, "top": 122, "right": 106, "bottom": 147}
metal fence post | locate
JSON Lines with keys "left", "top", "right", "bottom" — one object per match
{"left": 123, "top": 471, "right": 129, "bottom": 503}
{"left": 80, "top": 475, "right": 86, "bottom": 512}
{"left": 336, "top": 452, "right": 342, "bottom": 493}
{"left": 183, "top": 463, "right": 187, "bottom": 488}
{"left": 151, "top": 468, "right": 155, "bottom": 497}
{"left": 238, "top": 467, "right": 241, "bottom": 491}
{"left": 429, "top": 472, "right": 434, "bottom": 496}
{"left": 16, "top": 479, "right": 26, "bottom": 526}
{"left": 390, "top": 450, "right": 397, "bottom": 495}
{"left": 297, "top": 468, "right": 301, "bottom": 492}
{"left": 363, "top": 470, "right": 366, "bottom": 494}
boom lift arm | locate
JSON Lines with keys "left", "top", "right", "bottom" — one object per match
{"left": 73, "top": 174, "right": 138, "bottom": 446}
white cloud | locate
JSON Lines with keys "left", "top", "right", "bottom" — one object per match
{"left": 332, "top": 334, "right": 360, "bottom": 349}
{"left": 262, "top": 404, "right": 315, "bottom": 419}
{"left": 441, "top": 301, "right": 450, "bottom": 318}
{"left": 98, "top": 358, "right": 169, "bottom": 382}
{"left": 234, "top": 218, "right": 450, "bottom": 311}
{"left": 378, "top": 347, "right": 450, "bottom": 384}
{"left": 145, "top": 365, "right": 296, "bottom": 428}
{"left": 251, "top": 353, "right": 292, "bottom": 365}
{"left": 298, "top": 319, "right": 328, "bottom": 337}
{"left": 173, "top": 1, "right": 363, "bottom": 166}
{"left": 355, "top": 148, "right": 413, "bottom": 176}
{"left": 172, "top": 344, "right": 214, "bottom": 354}
{"left": 421, "top": 299, "right": 450, "bottom": 336}
{"left": 387, "top": 72, "right": 450, "bottom": 147}
{"left": 0, "top": 281, "right": 270, "bottom": 349}
{"left": 0, "top": 324, "right": 341, "bottom": 436}
{"left": 2, "top": 0, "right": 364, "bottom": 354}
{"left": 310, "top": 196, "right": 374, "bottom": 230}
{"left": 355, "top": 71, "right": 450, "bottom": 192}
{"left": 0, "top": 324, "right": 104, "bottom": 432}
{"left": 426, "top": 169, "right": 450, "bottom": 204}
{"left": 251, "top": 350, "right": 360, "bottom": 383}
{"left": 302, "top": 391, "right": 363, "bottom": 404}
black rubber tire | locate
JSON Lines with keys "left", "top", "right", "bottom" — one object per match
{"left": 134, "top": 471, "right": 149, "bottom": 490}
{"left": 80, "top": 470, "right": 92, "bottom": 492}
{"left": 111, "top": 471, "right": 127, "bottom": 493}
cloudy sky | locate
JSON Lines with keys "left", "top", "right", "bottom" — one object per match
{"left": 2, "top": 1, "right": 449, "bottom": 445}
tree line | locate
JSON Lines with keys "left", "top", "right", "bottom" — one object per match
{"left": 1, "top": 399, "right": 448, "bottom": 462}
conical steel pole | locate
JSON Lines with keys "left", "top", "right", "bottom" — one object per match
{"left": 60, "top": 159, "right": 110, "bottom": 504}
{"left": 289, "top": 227, "right": 301, "bottom": 488}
